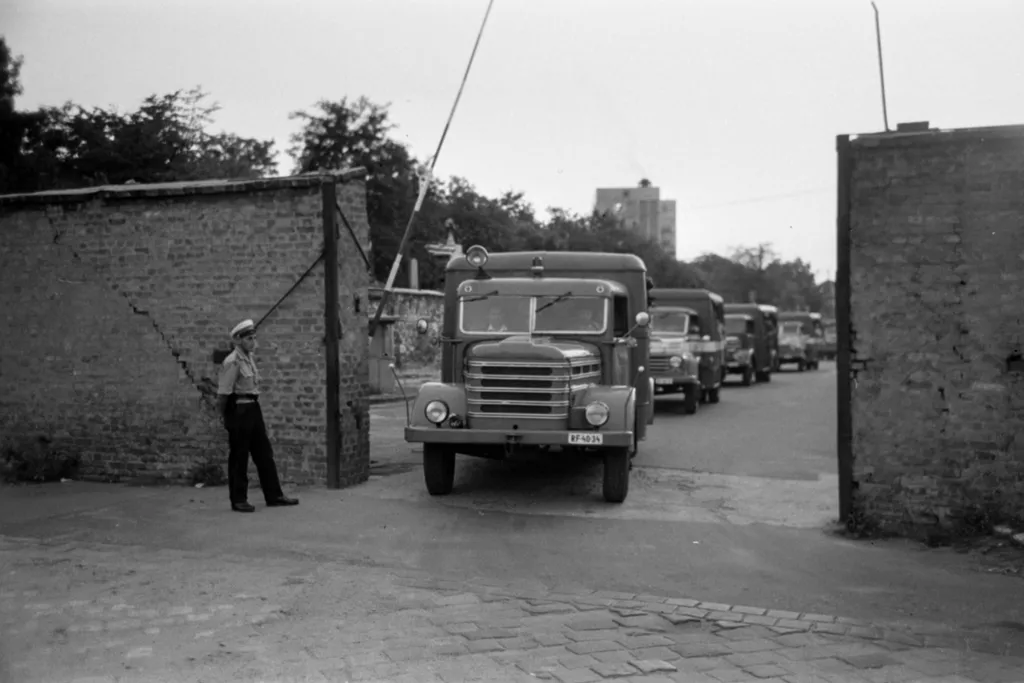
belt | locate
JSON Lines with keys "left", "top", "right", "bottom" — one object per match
{"left": 234, "top": 393, "right": 259, "bottom": 403}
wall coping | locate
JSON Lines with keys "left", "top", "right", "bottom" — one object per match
{"left": 848, "top": 123, "right": 1024, "bottom": 149}
{"left": 0, "top": 167, "right": 368, "bottom": 208}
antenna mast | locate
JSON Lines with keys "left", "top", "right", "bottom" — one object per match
{"left": 870, "top": 2, "right": 890, "bottom": 131}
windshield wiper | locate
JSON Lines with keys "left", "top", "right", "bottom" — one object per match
{"left": 535, "top": 291, "right": 573, "bottom": 314}
{"left": 462, "top": 290, "right": 499, "bottom": 303}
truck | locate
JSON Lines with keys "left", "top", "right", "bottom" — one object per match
{"left": 648, "top": 305, "right": 703, "bottom": 414}
{"left": 722, "top": 302, "right": 779, "bottom": 384}
{"left": 648, "top": 288, "right": 726, "bottom": 405}
{"left": 401, "top": 245, "right": 655, "bottom": 503}
{"left": 777, "top": 311, "right": 824, "bottom": 371}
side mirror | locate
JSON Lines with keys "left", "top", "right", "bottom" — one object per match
{"left": 415, "top": 318, "right": 429, "bottom": 335}
{"left": 634, "top": 312, "right": 650, "bottom": 328}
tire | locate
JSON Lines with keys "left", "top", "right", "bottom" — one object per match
{"left": 741, "top": 365, "right": 754, "bottom": 386}
{"left": 707, "top": 387, "right": 720, "bottom": 404}
{"left": 797, "top": 359, "right": 806, "bottom": 372}
{"left": 756, "top": 369, "right": 771, "bottom": 383}
{"left": 683, "top": 387, "right": 699, "bottom": 415}
{"left": 603, "top": 447, "right": 630, "bottom": 503}
{"left": 423, "top": 444, "right": 456, "bottom": 495}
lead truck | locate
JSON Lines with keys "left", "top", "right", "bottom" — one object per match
{"left": 400, "top": 246, "right": 655, "bottom": 503}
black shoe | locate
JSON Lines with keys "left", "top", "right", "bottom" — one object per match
{"left": 267, "top": 496, "right": 299, "bottom": 507}
{"left": 232, "top": 502, "right": 256, "bottom": 513}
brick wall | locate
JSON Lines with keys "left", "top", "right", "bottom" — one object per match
{"left": 845, "top": 125, "right": 1024, "bottom": 536}
{"left": 368, "top": 287, "right": 443, "bottom": 377}
{"left": 0, "top": 173, "right": 372, "bottom": 488}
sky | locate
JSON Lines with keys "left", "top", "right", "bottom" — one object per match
{"left": 3, "top": 0, "right": 1023, "bottom": 281}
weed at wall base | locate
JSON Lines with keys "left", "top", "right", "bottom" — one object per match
{"left": 1, "top": 435, "right": 80, "bottom": 484}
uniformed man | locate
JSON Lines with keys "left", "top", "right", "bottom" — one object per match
{"left": 217, "top": 319, "right": 299, "bottom": 513}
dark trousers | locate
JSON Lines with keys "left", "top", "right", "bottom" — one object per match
{"left": 225, "top": 402, "right": 285, "bottom": 505}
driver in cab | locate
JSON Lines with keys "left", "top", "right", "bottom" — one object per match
{"left": 486, "top": 307, "right": 509, "bottom": 333}
{"left": 573, "top": 306, "right": 603, "bottom": 332}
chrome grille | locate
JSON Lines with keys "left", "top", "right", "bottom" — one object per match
{"left": 465, "top": 358, "right": 600, "bottom": 420}
{"left": 648, "top": 357, "right": 672, "bottom": 373}
{"left": 725, "top": 337, "right": 740, "bottom": 349}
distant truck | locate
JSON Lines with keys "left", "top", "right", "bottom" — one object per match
{"left": 648, "top": 288, "right": 726, "bottom": 405}
{"left": 647, "top": 305, "right": 703, "bottom": 414}
{"left": 401, "top": 246, "right": 655, "bottom": 504}
{"left": 723, "top": 303, "right": 779, "bottom": 384}
{"left": 777, "top": 311, "right": 824, "bottom": 371}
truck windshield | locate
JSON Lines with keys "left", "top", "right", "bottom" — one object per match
{"left": 650, "top": 308, "right": 690, "bottom": 335}
{"left": 725, "top": 317, "right": 749, "bottom": 335}
{"left": 535, "top": 295, "right": 607, "bottom": 334}
{"left": 459, "top": 295, "right": 608, "bottom": 335}
{"left": 780, "top": 322, "right": 802, "bottom": 335}
{"left": 460, "top": 295, "right": 531, "bottom": 335}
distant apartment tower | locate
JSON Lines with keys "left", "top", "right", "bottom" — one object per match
{"left": 594, "top": 182, "right": 676, "bottom": 257}
{"left": 658, "top": 200, "right": 676, "bottom": 258}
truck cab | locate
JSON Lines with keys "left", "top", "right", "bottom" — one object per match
{"left": 648, "top": 288, "right": 726, "bottom": 405}
{"left": 777, "top": 311, "right": 824, "bottom": 370}
{"left": 402, "top": 246, "right": 654, "bottom": 503}
{"left": 648, "top": 305, "right": 702, "bottom": 414}
{"left": 723, "top": 302, "right": 779, "bottom": 384}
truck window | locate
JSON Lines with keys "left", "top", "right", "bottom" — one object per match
{"left": 613, "top": 295, "right": 629, "bottom": 336}
{"left": 534, "top": 295, "right": 607, "bottom": 334}
{"left": 651, "top": 308, "right": 690, "bottom": 335}
{"left": 460, "top": 295, "right": 530, "bottom": 335}
{"left": 724, "top": 317, "right": 747, "bottom": 335}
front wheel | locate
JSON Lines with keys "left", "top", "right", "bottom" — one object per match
{"left": 603, "top": 447, "right": 631, "bottom": 503}
{"left": 741, "top": 364, "right": 754, "bottom": 386}
{"left": 707, "top": 387, "right": 720, "bottom": 404}
{"left": 797, "top": 359, "right": 806, "bottom": 372}
{"left": 423, "top": 444, "right": 456, "bottom": 495}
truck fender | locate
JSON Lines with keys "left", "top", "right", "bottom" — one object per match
{"left": 408, "top": 382, "right": 469, "bottom": 428}
{"left": 577, "top": 386, "right": 635, "bottom": 432}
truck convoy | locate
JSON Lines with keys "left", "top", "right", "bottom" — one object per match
{"left": 397, "top": 245, "right": 830, "bottom": 504}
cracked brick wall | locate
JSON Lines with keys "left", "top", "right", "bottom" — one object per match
{"left": 0, "top": 175, "right": 372, "bottom": 487}
{"left": 847, "top": 125, "right": 1024, "bottom": 535}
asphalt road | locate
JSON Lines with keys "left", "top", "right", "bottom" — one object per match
{"left": 4, "top": 361, "right": 1024, "bottom": 640}
{"left": 642, "top": 363, "right": 836, "bottom": 482}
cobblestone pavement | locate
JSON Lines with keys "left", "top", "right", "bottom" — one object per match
{"left": 2, "top": 537, "right": 1023, "bottom": 683}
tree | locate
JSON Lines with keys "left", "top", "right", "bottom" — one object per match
{"left": 1, "top": 56, "right": 278, "bottom": 195}
{"left": 289, "top": 96, "right": 427, "bottom": 284}
{"left": 0, "top": 37, "right": 47, "bottom": 194}
{"left": 691, "top": 241, "right": 823, "bottom": 311}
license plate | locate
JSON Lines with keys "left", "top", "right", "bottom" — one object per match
{"left": 567, "top": 432, "right": 604, "bottom": 446}
{"left": 655, "top": 378, "right": 673, "bottom": 385}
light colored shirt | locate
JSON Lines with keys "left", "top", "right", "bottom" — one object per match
{"left": 217, "top": 348, "right": 261, "bottom": 396}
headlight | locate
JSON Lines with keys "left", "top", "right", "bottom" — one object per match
{"left": 669, "top": 355, "right": 682, "bottom": 368}
{"left": 424, "top": 400, "right": 449, "bottom": 424}
{"left": 585, "top": 401, "right": 610, "bottom": 427}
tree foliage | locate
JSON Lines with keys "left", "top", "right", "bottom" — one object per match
{"left": 1, "top": 36, "right": 825, "bottom": 311}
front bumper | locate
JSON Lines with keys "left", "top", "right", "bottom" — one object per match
{"left": 405, "top": 427, "right": 633, "bottom": 448}
{"left": 652, "top": 373, "right": 699, "bottom": 388}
